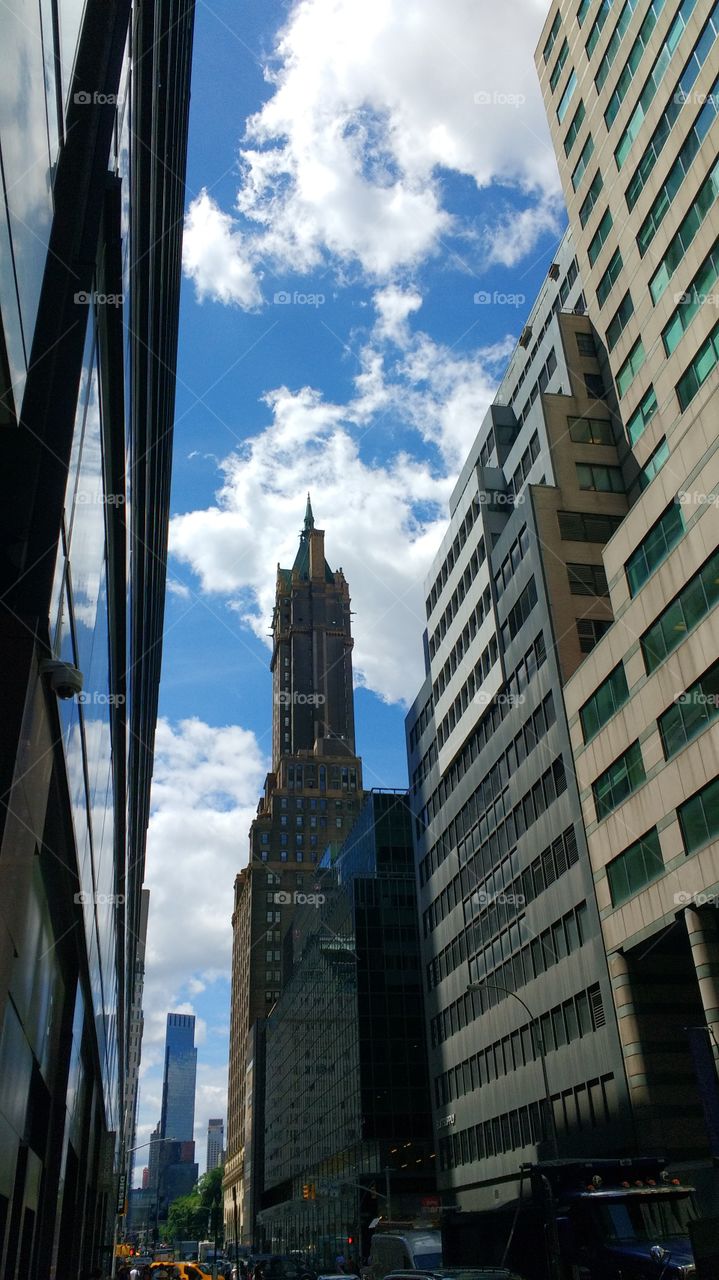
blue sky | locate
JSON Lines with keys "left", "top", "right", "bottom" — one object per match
{"left": 134, "top": 0, "right": 566, "bottom": 1179}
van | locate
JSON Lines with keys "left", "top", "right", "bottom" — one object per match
{"left": 367, "top": 1230, "right": 442, "bottom": 1280}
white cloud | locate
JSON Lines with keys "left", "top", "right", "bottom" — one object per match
{"left": 183, "top": 190, "right": 263, "bottom": 310}
{"left": 183, "top": 0, "right": 561, "bottom": 306}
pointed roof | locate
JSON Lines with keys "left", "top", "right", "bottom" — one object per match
{"left": 291, "top": 494, "right": 335, "bottom": 582}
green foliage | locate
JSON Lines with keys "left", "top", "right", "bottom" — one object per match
{"left": 166, "top": 1166, "right": 224, "bottom": 1244}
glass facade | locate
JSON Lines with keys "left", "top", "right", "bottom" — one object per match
{"left": 259, "top": 793, "right": 435, "bottom": 1266}
{"left": 161, "top": 1014, "right": 198, "bottom": 1143}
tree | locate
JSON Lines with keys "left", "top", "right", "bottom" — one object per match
{"left": 166, "top": 1166, "right": 224, "bottom": 1246}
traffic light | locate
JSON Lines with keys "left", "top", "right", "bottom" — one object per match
{"left": 347, "top": 1237, "right": 354, "bottom": 1246}
{"left": 302, "top": 1185, "right": 310, "bottom": 1200}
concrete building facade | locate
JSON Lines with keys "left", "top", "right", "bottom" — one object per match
{"left": 405, "top": 231, "right": 635, "bottom": 1213}
{"left": 224, "top": 502, "right": 364, "bottom": 1243}
{"left": 538, "top": 0, "right": 719, "bottom": 1183}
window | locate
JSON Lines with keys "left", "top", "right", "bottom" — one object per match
{"left": 568, "top": 563, "right": 609, "bottom": 596}
{"left": 606, "top": 292, "right": 634, "bottom": 351}
{"left": 679, "top": 776, "right": 719, "bottom": 854}
{"left": 578, "top": 0, "right": 593, "bottom": 24}
{"left": 593, "top": 741, "right": 646, "bottom": 820}
{"left": 595, "top": 0, "right": 641, "bottom": 91}
{"left": 677, "top": 320, "right": 719, "bottom": 410}
{"left": 586, "top": 0, "right": 612, "bottom": 57}
{"left": 626, "top": 385, "right": 657, "bottom": 445}
{"left": 564, "top": 100, "right": 586, "bottom": 156}
{"left": 578, "top": 618, "right": 612, "bottom": 653}
{"left": 607, "top": 828, "right": 664, "bottom": 905}
{"left": 568, "top": 416, "right": 611, "bottom": 444}
{"left": 572, "top": 135, "right": 594, "bottom": 189}
{"left": 575, "top": 331, "right": 597, "bottom": 358}
{"left": 576, "top": 463, "right": 624, "bottom": 493}
{"left": 616, "top": 338, "right": 645, "bottom": 398}
{"left": 550, "top": 38, "right": 569, "bottom": 91}
{"left": 663, "top": 240, "right": 719, "bottom": 356}
{"left": 558, "top": 511, "right": 623, "bottom": 542}
{"left": 587, "top": 210, "right": 613, "bottom": 267}
{"left": 557, "top": 70, "right": 578, "bottom": 123}
{"left": 580, "top": 171, "right": 603, "bottom": 227}
{"left": 596, "top": 249, "right": 623, "bottom": 307}
{"left": 625, "top": 502, "right": 684, "bottom": 597}
{"left": 659, "top": 659, "right": 719, "bottom": 758}
{"left": 641, "top": 550, "right": 719, "bottom": 673}
{"left": 543, "top": 11, "right": 561, "bottom": 62}
{"left": 580, "top": 664, "right": 629, "bottom": 741}
{"left": 638, "top": 438, "right": 669, "bottom": 490}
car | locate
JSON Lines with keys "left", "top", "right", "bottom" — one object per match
{"left": 317, "top": 1272, "right": 361, "bottom": 1280}
{"left": 367, "top": 1230, "right": 443, "bottom": 1280}
{"left": 148, "top": 1263, "right": 213, "bottom": 1280}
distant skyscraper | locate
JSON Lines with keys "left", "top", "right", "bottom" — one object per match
{"left": 160, "top": 1013, "right": 198, "bottom": 1143}
{"left": 207, "top": 1118, "right": 224, "bottom": 1171}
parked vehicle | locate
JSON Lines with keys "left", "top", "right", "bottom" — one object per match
{"left": 368, "top": 1229, "right": 443, "bottom": 1280}
{"left": 442, "top": 1157, "right": 699, "bottom": 1279}
{"left": 384, "top": 1270, "right": 522, "bottom": 1280}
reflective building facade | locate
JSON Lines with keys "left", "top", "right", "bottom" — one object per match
{"left": 161, "top": 1013, "right": 198, "bottom": 1145}
{"left": 258, "top": 790, "right": 436, "bottom": 1267}
{"left": 0, "top": 0, "right": 195, "bottom": 1273}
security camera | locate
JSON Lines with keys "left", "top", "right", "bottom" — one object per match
{"left": 40, "top": 658, "right": 84, "bottom": 700}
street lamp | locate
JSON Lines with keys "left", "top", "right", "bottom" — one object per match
{"left": 467, "top": 981, "right": 559, "bottom": 1160}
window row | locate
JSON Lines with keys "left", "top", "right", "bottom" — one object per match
{"left": 426, "top": 498, "right": 482, "bottom": 618}
{"left": 614, "top": 0, "right": 699, "bottom": 172}
{"left": 417, "top": 633, "right": 548, "bottom": 873}
{"left": 408, "top": 693, "right": 434, "bottom": 754}
{"left": 434, "top": 981, "right": 605, "bottom": 1107}
{"left": 625, "top": 6, "right": 719, "bottom": 212}
{"left": 637, "top": 72, "right": 719, "bottom": 256}
{"left": 430, "top": 582, "right": 492, "bottom": 679}
{"left": 428, "top": 539, "right": 487, "bottom": 656}
{"left": 431, "top": 895, "right": 587, "bottom": 1047}
{"left": 580, "top": 662, "right": 629, "bottom": 743}
{"left": 494, "top": 525, "right": 531, "bottom": 600}
{"left": 677, "top": 318, "right": 719, "bottom": 411}
{"left": 604, "top": 0, "right": 669, "bottom": 131}
{"left": 558, "top": 508, "right": 623, "bottom": 542}
{"left": 642, "top": 548, "right": 719, "bottom": 674}
{"left": 437, "top": 1074, "right": 617, "bottom": 1171}
{"left": 625, "top": 500, "right": 684, "bottom": 597}
{"left": 649, "top": 161, "right": 719, "bottom": 305}
{"left": 663, "top": 238, "right": 719, "bottom": 357}
{"left": 594, "top": 0, "right": 641, "bottom": 91}
{"left": 436, "top": 633, "right": 500, "bottom": 749}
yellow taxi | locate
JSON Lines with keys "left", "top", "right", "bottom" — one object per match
{"left": 149, "top": 1263, "right": 212, "bottom": 1280}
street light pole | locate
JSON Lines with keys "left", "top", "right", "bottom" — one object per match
{"left": 467, "top": 981, "right": 559, "bottom": 1160}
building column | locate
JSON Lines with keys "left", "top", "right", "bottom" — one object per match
{"left": 685, "top": 907, "right": 719, "bottom": 1061}
{"left": 609, "top": 950, "right": 651, "bottom": 1109}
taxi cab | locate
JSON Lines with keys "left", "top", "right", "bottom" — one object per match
{"left": 149, "top": 1263, "right": 212, "bottom": 1279}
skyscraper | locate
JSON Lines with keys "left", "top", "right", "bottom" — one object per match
{"left": 538, "top": 0, "right": 719, "bottom": 1174}
{"left": 207, "top": 1118, "right": 225, "bottom": 1172}
{"left": 161, "top": 1013, "right": 198, "bottom": 1143}
{"left": 0, "top": 0, "right": 195, "bottom": 1272}
{"left": 405, "top": 230, "right": 631, "bottom": 1215}
{"left": 224, "top": 500, "right": 363, "bottom": 1243}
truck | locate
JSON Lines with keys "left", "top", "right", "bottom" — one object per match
{"left": 442, "top": 1157, "right": 699, "bottom": 1279}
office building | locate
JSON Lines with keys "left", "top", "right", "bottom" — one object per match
{"left": 0, "top": 0, "right": 195, "bottom": 1274}
{"left": 225, "top": 501, "right": 364, "bottom": 1242}
{"left": 258, "top": 790, "right": 435, "bottom": 1266}
{"left": 161, "top": 1013, "right": 198, "bottom": 1145}
{"left": 207, "top": 1118, "right": 225, "bottom": 1172}
{"left": 538, "top": 0, "right": 719, "bottom": 1182}
{"left": 405, "top": 230, "right": 633, "bottom": 1214}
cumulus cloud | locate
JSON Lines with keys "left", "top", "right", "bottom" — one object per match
{"left": 183, "top": 0, "right": 561, "bottom": 305}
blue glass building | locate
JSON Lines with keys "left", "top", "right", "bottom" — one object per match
{"left": 161, "top": 1013, "right": 198, "bottom": 1144}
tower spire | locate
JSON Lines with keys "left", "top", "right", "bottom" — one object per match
{"left": 304, "top": 492, "right": 314, "bottom": 531}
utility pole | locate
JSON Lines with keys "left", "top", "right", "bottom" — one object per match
{"left": 384, "top": 1168, "right": 392, "bottom": 1221}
